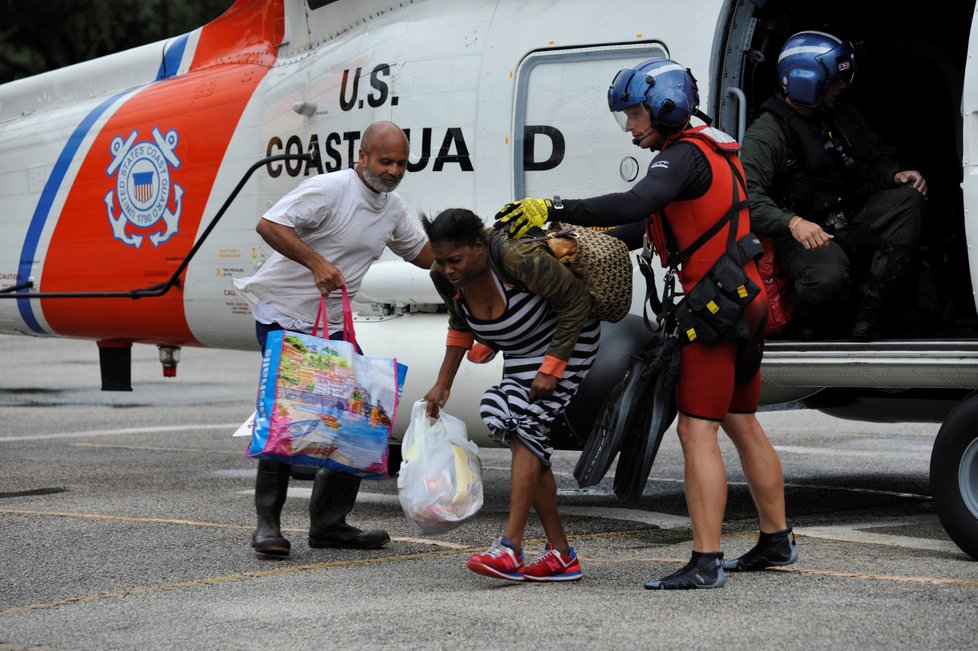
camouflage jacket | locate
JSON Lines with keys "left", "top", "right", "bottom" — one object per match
{"left": 430, "top": 228, "right": 593, "bottom": 363}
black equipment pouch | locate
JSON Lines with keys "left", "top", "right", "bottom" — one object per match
{"left": 674, "top": 233, "right": 762, "bottom": 346}
{"left": 645, "top": 149, "right": 763, "bottom": 346}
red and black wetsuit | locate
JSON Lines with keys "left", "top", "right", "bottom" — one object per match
{"left": 559, "top": 126, "right": 768, "bottom": 421}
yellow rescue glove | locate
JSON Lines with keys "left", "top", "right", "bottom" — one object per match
{"left": 493, "top": 197, "right": 554, "bottom": 238}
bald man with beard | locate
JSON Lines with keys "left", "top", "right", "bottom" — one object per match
{"left": 235, "top": 120, "right": 433, "bottom": 556}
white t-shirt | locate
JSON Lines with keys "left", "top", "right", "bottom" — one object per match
{"left": 233, "top": 169, "right": 427, "bottom": 334}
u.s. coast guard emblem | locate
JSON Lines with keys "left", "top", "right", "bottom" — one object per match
{"left": 104, "top": 127, "right": 184, "bottom": 248}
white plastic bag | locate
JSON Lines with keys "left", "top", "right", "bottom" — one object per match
{"left": 397, "top": 400, "right": 484, "bottom": 535}
{"left": 231, "top": 411, "right": 256, "bottom": 438}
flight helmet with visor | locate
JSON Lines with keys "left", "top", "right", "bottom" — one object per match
{"left": 608, "top": 58, "right": 699, "bottom": 136}
{"left": 777, "top": 30, "right": 856, "bottom": 108}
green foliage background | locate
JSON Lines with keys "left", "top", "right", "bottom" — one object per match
{"left": 0, "top": 0, "right": 233, "bottom": 83}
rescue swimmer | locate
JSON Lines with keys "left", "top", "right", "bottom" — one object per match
{"left": 494, "top": 58, "right": 797, "bottom": 589}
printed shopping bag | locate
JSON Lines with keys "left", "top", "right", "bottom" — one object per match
{"left": 397, "top": 400, "right": 484, "bottom": 535}
{"left": 247, "top": 290, "right": 407, "bottom": 480}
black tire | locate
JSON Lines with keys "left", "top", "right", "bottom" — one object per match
{"left": 930, "top": 394, "right": 978, "bottom": 560}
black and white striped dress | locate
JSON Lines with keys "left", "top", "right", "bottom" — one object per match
{"left": 461, "top": 273, "right": 601, "bottom": 466}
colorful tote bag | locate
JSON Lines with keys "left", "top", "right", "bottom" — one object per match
{"left": 247, "top": 289, "right": 407, "bottom": 479}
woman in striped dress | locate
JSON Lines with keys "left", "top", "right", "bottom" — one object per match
{"left": 421, "top": 208, "right": 600, "bottom": 582}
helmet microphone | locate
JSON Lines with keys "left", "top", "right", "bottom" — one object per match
{"left": 632, "top": 127, "right": 651, "bottom": 146}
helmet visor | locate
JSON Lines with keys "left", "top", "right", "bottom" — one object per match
{"left": 613, "top": 109, "right": 629, "bottom": 131}
{"left": 830, "top": 55, "right": 855, "bottom": 86}
{"left": 608, "top": 67, "right": 649, "bottom": 114}
{"left": 817, "top": 44, "right": 856, "bottom": 87}
{"left": 612, "top": 104, "right": 650, "bottom": 132}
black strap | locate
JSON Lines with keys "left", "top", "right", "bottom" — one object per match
{"left": 638, "top": 253, "right": 665, "bottom": 330}
{"left": 663, "top": 155, "right": 747, "bottom": 269}
{"left": 643, "top": 153, "right": 751, "bottom": 333}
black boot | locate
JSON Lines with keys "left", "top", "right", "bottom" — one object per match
{"left": 252, "top": 460, "right": 291, "bottom": 556}
{"left": 786, "top": 295, "right": 823, "bottom": 340}
{"left": 289, "top": 465, "right": 317, "bottom": 481}
{"left": 308, "top": 469, "right": 390, "bottom": 549}
{"left": 849, "top": 294, "right": 882, "bottom": 341}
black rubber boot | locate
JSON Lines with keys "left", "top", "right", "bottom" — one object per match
{"left": 308, "top": 469, "right": 390, "bottom": 549}
{"left": 644, "top": 551, "right": 725, "bottom": 590}
{"left": 849, "top": 294, "right": 882, "bottom": 341}
{"left": 289, "top": 465, "right": 317, "bottom": 481}
{"left": 723, "top": 527, "right": 799, "bottom": 572}
{"left": 252, "top": 460, "right": 291, "bottom": 556}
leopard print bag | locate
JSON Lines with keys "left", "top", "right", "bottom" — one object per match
{"left": 545, "top": 222, "right": 633, "bottom": 322}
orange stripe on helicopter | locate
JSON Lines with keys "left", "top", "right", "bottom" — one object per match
{"left": 39, "top": 0, "right": 284, "bottom": 345}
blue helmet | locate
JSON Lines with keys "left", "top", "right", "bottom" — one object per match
{"left": 777, "top": 30, "right": 856, "bottom": 108}
{"left": 608, "top": 58, "right": 699, "bottom": 133}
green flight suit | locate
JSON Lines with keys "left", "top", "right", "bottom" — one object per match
{"left": 741, "top": 98, "right": 924, "bottom": 331}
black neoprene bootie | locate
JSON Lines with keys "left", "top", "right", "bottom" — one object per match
{"left": 252, "top": 460, "right": 291, "bottom": 556}
{"left": 723, "top": 527, "right": 798, "bottom": 571}
{"left": 644, "top": 551, "right": 725, "bottom": 590}
{"left": 308, "top": 469, "right": 390, "bottom": 549}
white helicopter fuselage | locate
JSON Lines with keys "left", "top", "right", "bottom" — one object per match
{"left": 3, "top": 0, "right": 978, "bottom": 558}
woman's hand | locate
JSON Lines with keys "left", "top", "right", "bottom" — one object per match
{"left": 529, "top": 372, "right": 558, "bottom": 401}
{"left": 422, "top": 386, "right": 451, "bottom": 417}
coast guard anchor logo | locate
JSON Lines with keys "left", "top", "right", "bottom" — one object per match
{"left": 104, "top": 127, "right": 183, "bottom": 248}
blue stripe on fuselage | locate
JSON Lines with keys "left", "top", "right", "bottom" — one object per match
{"left": 156, "top": 34, "right": 189, "bottom": 81}
{"left": 16, "top": 90, "right": 129, "bottom": 334}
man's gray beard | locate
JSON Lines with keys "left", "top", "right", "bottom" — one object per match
{"left": 362, "top": 166, "right": 402, "bottom": 193}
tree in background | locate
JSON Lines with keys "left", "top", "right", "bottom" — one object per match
{"left": 0, "top": 0, "right": 233, "bottom": 83}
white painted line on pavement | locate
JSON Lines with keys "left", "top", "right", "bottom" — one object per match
{"left": 242, "top": 491, "right": 950, "bottom": 552}
{"left": 780, "top": 480, "right": 929, "bottom": 500}
{"left": 578, "top": 475, "right": 930, "bottom": 501}
{"left": 797, "top": 517, "right": 960, "bottom": 554}
{"left": 239, "top": 487, "right": 690, "bottom": 528}
{"left": 237, "top": 488, "right": 401, "bottom": 505}
{"left": 482, "top": 464, "right": 574, "bottom": 479}
{"left": 559, "top": 505, "right": 690, "bottom": 529}
{"left": 775, "top": 445, "right": 930, "bottom": 458}
{"left": 0, "top": 424, "right": 241, "bottom": 442}
{"left": 564, "top": 476, "right": 928, "bottom": 500}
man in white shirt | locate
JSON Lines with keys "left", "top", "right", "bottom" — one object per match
{"left": 235, "top": 121, "right": 433, "bottom": 556}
